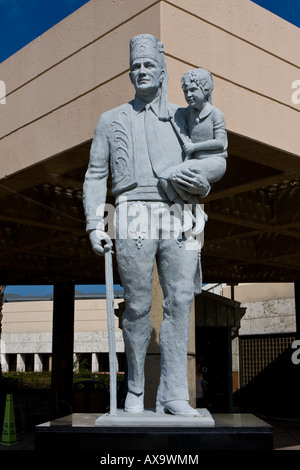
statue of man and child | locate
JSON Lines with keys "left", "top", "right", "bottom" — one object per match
{"left": 83, "top": 34, "right": 227, "bottom": 417}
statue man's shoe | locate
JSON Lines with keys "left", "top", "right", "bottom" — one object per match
{"left": 124, "top": 391, "right": 144, "bottom": 413}
{"left": 156, "top": 400, "right": 200, "bottom": 417}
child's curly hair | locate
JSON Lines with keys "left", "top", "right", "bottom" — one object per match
{"left": 181, "top": 68, "right": 214, "bottom": 104}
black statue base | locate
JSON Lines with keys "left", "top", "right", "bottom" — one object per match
{"left": 35, "top": 411, "right": 273, "bottom": 451}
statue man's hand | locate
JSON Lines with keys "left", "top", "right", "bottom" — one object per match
{"left": 89, "top": 229, "right": 113, "bottom": 256}
{"left": 170, "top": 168, "right": 210, "bottom": 195}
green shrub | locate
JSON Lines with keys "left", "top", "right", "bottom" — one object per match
{"left": 1, "top": 372, "right": 52, "bottom": 390}
{"left": 1, "top": 371, "right": 124, "bottom": 391}
{"left": 73, "top": 372, "right": 124, "bottom": 391}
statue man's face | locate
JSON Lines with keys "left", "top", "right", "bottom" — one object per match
{"left": 130, "top": 57, "right": 164, "bottom": 100}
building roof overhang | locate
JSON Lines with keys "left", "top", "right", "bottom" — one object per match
{"left": 0, "top": 0, "right": 299, "bottom": 286}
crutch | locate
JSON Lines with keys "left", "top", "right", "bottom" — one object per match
{"left": 104, "top": 246, "right": 117, "bottom": 416}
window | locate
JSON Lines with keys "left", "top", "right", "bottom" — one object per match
{"left": 239, "top": 334, "right": 296, "bottom": 388}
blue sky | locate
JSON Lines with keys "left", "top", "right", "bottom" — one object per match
{"left": 0, "top": 0, "right": 90, "bottom": 62}
{"left": 0, "top": 0, "right": 299, "bottom": 62}
{"left": 4, "top": 284, "right": 107, "bottom": 297}
{"left": 251, "top": 0, "right": 300, "bottom": 27}
{"left": 1, "top": 0, "right": 299, "bottom": 295}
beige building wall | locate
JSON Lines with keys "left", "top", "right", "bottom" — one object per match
{"left": 2, "top": 298, "right": 123, "bottom": 334}
{"left": 1, "top": 0, "right": 299, "bottom": 185}
{"left": 74, "top": 298, "right": 124, "bottom": 354}
{"left": 1, "top": 283, "right": 296, "bottom": 378}
{"left": 223, "top": 282, "right": 296, "bottom": 335}
{"left": 1, "top": 298, "right": 124, "bottom": 373}
{"left": 0, "top": 0, "right": 161, "bottom": 181}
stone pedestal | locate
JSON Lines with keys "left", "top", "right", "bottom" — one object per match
{"left": 35, "top": 412, "right": 273, "bottom": 451}
{"left": 95, "top": 408, "right": 214, "bottom": 426}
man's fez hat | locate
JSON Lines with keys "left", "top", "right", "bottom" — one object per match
{"left": 130, "top": 34, "right": 163, "bottom": 65}
{"left": 129, "top": 34, "right": 169, "bottom": 120}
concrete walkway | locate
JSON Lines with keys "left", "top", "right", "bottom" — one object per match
{"left": 265, "top": 418, "right": 300, "bottom": 450}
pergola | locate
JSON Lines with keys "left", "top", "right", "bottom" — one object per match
{"left": 0, "top": 135, "right": 299, "bottom": 285}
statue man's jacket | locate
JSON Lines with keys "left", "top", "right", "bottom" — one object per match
{"left": 83, "top": 98, "right": 186, "bottom": 232}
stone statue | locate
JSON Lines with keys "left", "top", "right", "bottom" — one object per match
{"left": 83, "top": 34, "right": 227, "bottom": 417}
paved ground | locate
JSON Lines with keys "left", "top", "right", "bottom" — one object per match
{"left": 0, "top": 417, "right": 299, "bottom": 451}
{"left": 265, "top": 418, "right": 300, "bottom": 450}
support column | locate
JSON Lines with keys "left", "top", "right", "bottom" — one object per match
{"left": 227, "top": 328, "right": 234, "bottom": 413}
{"left": 144, "top": 262, "right": 196, "bottom": 408}
{"left": 1, "top": 354, "right": 8, "bottom": 373}
{"left": 92, "top": 353, "right": 99, "bottom": 373}
{"left": 295, "top": 282, "right": 300, "bottom": 339}
{"left": 51, "top": 283, "right": 75, "bottom": 405}
{"left": 73, "top": 353, "right": 79, "bottom": 372}
{"left": 34, "top": 353, "right": 43, "bottom": 372}
{"left": 17, "top": 353, "right": 25, "bottom": 372}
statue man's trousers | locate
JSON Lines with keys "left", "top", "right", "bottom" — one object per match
{"left": 115, "top": 201, "right": 200, "bottom": 405}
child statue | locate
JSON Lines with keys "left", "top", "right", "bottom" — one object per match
{"left": 160, "top": 68, "right": 228, "bottom": 235}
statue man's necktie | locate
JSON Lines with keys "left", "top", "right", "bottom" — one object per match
{"left": 144, "top": 104, "right": 167, "bottom": 177}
